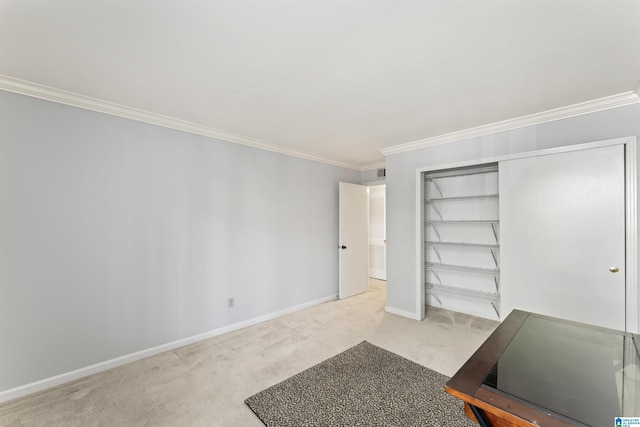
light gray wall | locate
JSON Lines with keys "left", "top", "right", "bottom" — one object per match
{"left": 360, "top": 168, "right": 385, "bottom": 185}
{"left": 385, "top": 103, "right": 640, "bottom": 317}
{"left": 0, "top": 90, "right": 360, "bottom": 393}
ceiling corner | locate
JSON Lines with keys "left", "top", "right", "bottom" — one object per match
{"left": 360, "top": 162, "right": 386, "bottom": 172}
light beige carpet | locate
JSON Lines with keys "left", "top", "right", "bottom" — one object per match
{"left": 0, "top": 280, "right": 498, "bottom": 426}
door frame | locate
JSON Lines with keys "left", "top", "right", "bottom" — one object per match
{"left": 415, "top": 136, "right": 638, "bottom": 332}
{"left": 368, "top": 184, "right": 386, "bottom": 280}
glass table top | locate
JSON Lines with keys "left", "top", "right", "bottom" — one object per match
{"left": 482, "top": 315, "right": 640, "bottom": 426}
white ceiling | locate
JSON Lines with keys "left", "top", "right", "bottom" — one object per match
{"left": 1, "top": 0, "right": 640, "bottom": 168}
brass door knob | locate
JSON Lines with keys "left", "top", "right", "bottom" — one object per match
{"left": 609, "top": 266, "right": 619, "bottom": 273}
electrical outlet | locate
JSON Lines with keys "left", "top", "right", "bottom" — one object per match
{"left": 228, "top": 297, "right": 234, "bottom": 308}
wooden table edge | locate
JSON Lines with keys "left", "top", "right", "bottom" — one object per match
{"left": 445, "top": 385, "right": 538, "bottom": 427}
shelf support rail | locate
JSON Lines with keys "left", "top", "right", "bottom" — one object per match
{"left": 490, "top": 301, "right": 500, "bottom": 318}
{"left": 432, "top": 246, "right": 443, "bottom": 263}
{"left": 427, "top": 222, "right": 442, "bottom": 242}
{"left": 489, "top": 292, "right": 501, "bottom": 318}
{"left": 427, "top": 287, "right": 443, "bottom": 306}
{"left": 490, "top": 222, "right": 499, "bottom": 243}
{"left": 428, "top": 268, "right": 442, "bottom": 285}
{"left": 490, "top": 249, "right": 499, "bottom": 269}
{"left": 426, "top": 177, "right": 444, "bottom": 198}
{"left": 429, "top": 203, "right": 443, "bottom": 220}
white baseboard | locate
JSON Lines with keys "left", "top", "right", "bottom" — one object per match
{"left": 0, "top": 294, "right": 337, "bottom": 404}
{"left": 384, "top": 306, "right": 422, "bottom": 320}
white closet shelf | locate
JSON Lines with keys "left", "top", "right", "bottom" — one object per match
{"left": 426, "top": 194, "right": 499, "bottom": 202}
{"left": 426, "top": 283, "right": 500, "bottom": 317}
{"left": 426, "top": 283, "right": 499, "bottom": 301}
{"left": 426, "top": 262, "right": 500, "bottom": 275}
{"left": 425, "top": 241, "right": 500, "bottom": 249}
{"left": 426, "top": 166, "right": 498, "bottom": 180}
{"left": 425, "top": 219, "right": 499, "bottom": 224}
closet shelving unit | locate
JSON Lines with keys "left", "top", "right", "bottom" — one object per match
{"left": 424, "top": 165, "right": 500, "bottom": 320}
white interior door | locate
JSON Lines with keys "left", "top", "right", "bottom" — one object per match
{"left": 499, "top": 144, "right": 626, "bottom": 330}
{"left": 368, "top": 185, "right": 386, "bottom": 280}
{"left": 339, "top": 182, "right": 369, "bottom": 299}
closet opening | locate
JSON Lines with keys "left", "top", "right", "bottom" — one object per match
{"left": 423, "top": 164, "right": 500, "bottom": 321}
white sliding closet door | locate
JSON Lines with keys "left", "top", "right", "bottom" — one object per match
{"left": 499, "top": 144, "right": 626, "bottom": 330}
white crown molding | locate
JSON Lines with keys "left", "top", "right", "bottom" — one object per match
{"left": 380, "top": 91, "right": 640, "bottom": 156}
{"left": 0, "top": 74, "right": 362, "bottom": 171}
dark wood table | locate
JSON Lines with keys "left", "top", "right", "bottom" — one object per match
{"left": 445, "top": 310, "right": 640, "bottom": 426}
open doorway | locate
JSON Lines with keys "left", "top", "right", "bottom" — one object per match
{"left": 368, "top": 185, "right": 386, "bottom": 280}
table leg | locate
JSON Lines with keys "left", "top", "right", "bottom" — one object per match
{"left": 469, "top": 404, "right": 490, "bottom": 427}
